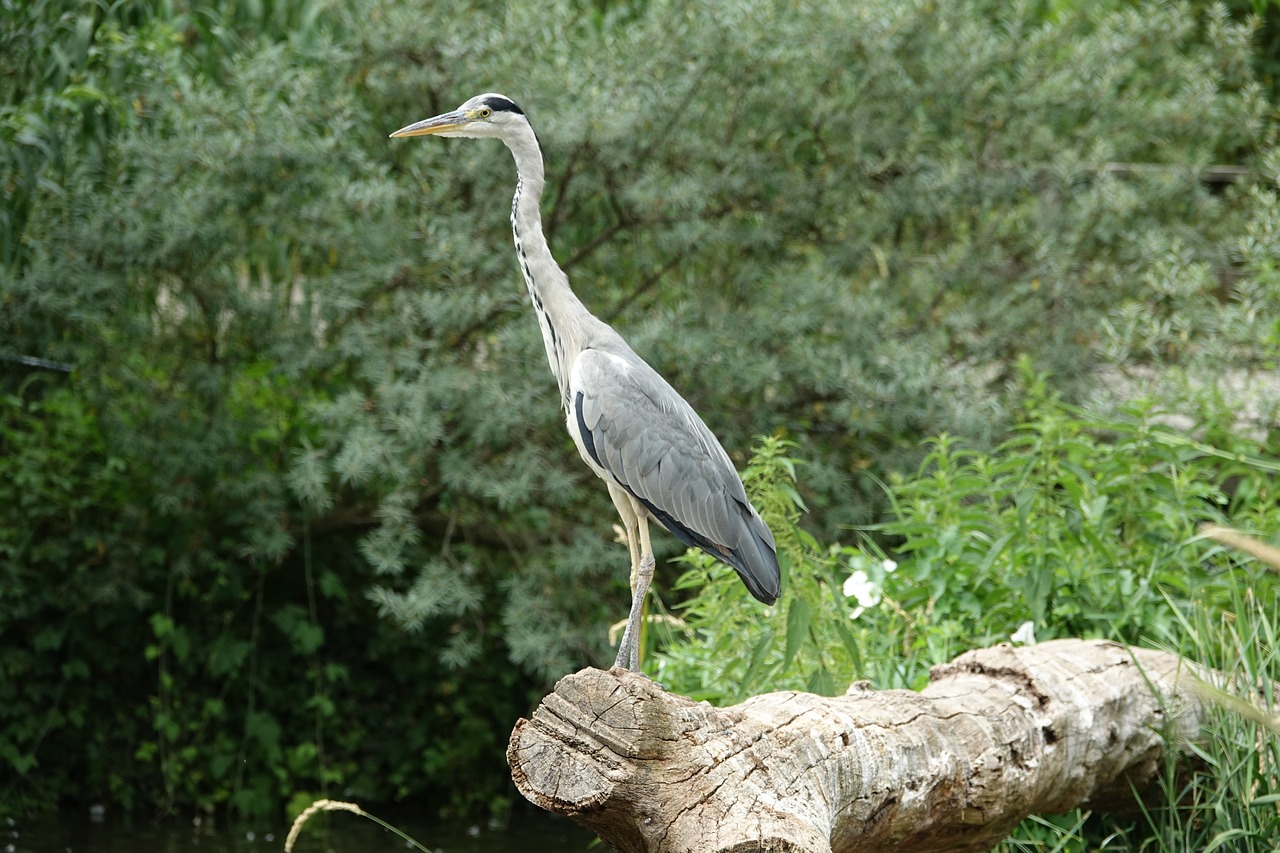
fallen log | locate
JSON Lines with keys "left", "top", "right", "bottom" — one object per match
{"left": 507, "top": 638, "right": 1211, "bottom": 853}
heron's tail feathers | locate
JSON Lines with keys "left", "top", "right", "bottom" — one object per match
{"left": 728, "top": 513, "right": 781, "bottom": 606}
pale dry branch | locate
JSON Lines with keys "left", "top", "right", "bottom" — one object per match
{"left": 508, "top": 639, "right": 1212, "bottom": 853}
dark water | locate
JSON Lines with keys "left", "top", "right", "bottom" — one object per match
{"left": 8, "top": 805, "right": 597, "bottom": 853}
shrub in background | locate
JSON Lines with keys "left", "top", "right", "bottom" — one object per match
{"left": 3, "top": 0, "right": 1280, "bottom": 824}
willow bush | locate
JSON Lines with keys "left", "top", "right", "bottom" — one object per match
{"left": 3, "top": 0, "right": 1279, "bottom": 823}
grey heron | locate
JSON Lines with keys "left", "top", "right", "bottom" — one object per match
{"left": 391, "top": 93, "right": 780, "bottom": 671}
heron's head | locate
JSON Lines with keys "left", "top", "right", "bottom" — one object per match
{"left": 390, "top": 92, "right": 528, "bottom": 141}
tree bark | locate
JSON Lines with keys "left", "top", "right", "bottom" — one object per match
{"left": 507, "top": 638, "right": 1211, "bottom": 853}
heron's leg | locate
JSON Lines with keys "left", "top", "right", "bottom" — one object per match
{"left": 613, "top": 574, "right": 645, "bottom": 671}
{"left": 624, "top": 511, "right": 641, "bottom": 598}
{"left": 613, "top": 511, "right": 656, "bottom": 671}
{"left": 629, "top": 512, "right": 656, "bottom": 672}
{"left": 608, "top": 485, "right": 643, "bottom": 670}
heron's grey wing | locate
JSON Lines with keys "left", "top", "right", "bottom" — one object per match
{"left": 571, "top": 346, "right": 780, "bottom": 604}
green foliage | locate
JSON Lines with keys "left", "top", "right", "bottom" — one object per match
{"left": 0, "top": 386, "right": 140, "bottom": 812}
{"left": 655, "top": 436, "right": 926, "bottom": 702}
{"left": 0, "top": 382, "right": 532, "bottom": 820}
{"left": 4, "top": 0, "right": 1280, "bottom": 830}
{"left": 879, "top": 369, "right": 1280, "bottom": 663}
{"left": 0, "top": 0, "right": 333, "bottom": 274}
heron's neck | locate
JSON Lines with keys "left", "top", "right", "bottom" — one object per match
{"left": 504, "top": 127, "right": 594, "bottom": 408}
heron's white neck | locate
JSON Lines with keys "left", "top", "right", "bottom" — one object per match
{"left": 502, "top": 124, "right": 598, "bottom": 409}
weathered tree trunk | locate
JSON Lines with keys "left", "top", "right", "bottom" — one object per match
{"left": 507, "top": 639, "right": 1210, "bottom": 853}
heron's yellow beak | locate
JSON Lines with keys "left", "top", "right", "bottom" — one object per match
{"left": 389, "top": 110, "right": 468, "bottom": 138}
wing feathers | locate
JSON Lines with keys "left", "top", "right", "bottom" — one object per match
{"left": 570, "top": 347, "right": 781, "bottom": 605}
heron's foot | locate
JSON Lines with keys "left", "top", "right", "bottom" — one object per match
{"left": 613, "top": 593, "right": 643, "bottom": 670}
{"left": 612, "top": 552, "right": 656, "bottom": 672}
{"left": 612, "top": 638, "right": 633, "bottom": 671}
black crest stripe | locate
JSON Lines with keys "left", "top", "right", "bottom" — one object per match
{"left": 483, "top": 95, "right": 524, "bottom": 115}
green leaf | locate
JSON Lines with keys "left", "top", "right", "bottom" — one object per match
{"left": 831, "top": 617, "right": 862, "bottom": 674}
{"left": 783, "top": 598, "right": 812, "bottom": 670}
{"left": 806, "top": 667, "right": 836, "bottom": 697}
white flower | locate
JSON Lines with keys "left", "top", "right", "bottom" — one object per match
{"left": 842, "top": 570, "right": 878, "bottom": 605}
{"left": 1010, "top": 621, "right": 1037, "bottom": 646}
{"left": 843, "top": 569, "right": 881, "bottom": 620}
{"left": 882, "top": 559, "right": 897, "bottom": 573}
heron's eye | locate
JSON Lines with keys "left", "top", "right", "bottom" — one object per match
{"left": 477, "top": 107, "right": 492, "bottom": 118}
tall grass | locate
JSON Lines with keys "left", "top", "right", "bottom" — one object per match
{"left": 1132, "top": 537, "right": 1280, "bottom": 852}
